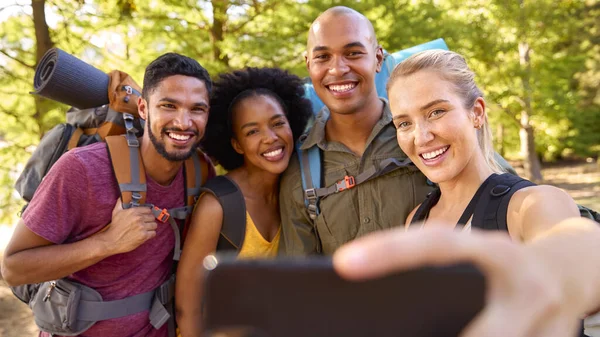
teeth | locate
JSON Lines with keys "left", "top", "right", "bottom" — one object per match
{"left": 168, "top": 133, "right": 191, "bottom": 141}
{"left": 328, "top": 83, "right": 356, "bottom": 92}
{"left": 422, "top": 146, "right": 449, "bottom": 160}
{"left": 263, "top": 148, "right": 283, "bottom": 158}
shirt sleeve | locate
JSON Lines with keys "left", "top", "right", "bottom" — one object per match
{"left": 22, "top": 151, "right": 90, "bottom": 244}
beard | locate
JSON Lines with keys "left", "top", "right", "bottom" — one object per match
{"left": 146, "top": 113, "right": 201, "bottom": 162}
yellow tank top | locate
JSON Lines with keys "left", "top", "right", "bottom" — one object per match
{"left": 237, "top": 212, "right": 280, "bottom": 258}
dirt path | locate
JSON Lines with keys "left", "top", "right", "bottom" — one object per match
{"left": 0, "top": 279, "right": 37, "bottom": 337}
{"left": 0, "top": 161, "right": 598, "bottom": 336}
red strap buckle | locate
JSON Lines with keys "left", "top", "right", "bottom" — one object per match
{"left": 153, "top": 206, "right": 170, "bottom": 223}
{"left": 335, "top": 175, "right": 356, "bottom": 192}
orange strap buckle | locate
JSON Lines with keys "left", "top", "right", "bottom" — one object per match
{"left": 153, "top": 206, "right": 170, "bottom": 223}
{"left": 335, "top": 175, "right": 356, "bottom": 192}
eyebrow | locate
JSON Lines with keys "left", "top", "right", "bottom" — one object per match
{"left": 312, "top": 41, "right": 367, "bottom": 53}
{"left": 240, "top": 114, "right": 286, "bottom": 130}
{"left": 392, "top": 99, "right": 450, "bottom": 121}
{"left": 420, "top": 99, "right": 449, "bottom": 111}
{"left": 159, "top": 97, "right": 208, "bottom": 108}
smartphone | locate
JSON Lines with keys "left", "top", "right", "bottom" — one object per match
{"left": 203, "top": 255, "right": 485, "bottom": 337}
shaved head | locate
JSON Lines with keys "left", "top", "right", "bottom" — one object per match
{"left": 307, "top": 6, "right": 378, "bottom": 50}
{"left": 304, "top": 6, "right": 384, "bottom": 116}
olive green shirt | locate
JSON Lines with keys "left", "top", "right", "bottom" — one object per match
{"left": 279, "top": 99, "right": 434, "bottom": 255}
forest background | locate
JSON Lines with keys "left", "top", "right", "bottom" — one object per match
{"left": 0, "top": 0, "right": 598, "bottom": 225}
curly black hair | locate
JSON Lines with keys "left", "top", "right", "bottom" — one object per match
{"left": 202, "top": 67, "right": 313, "bottom": 170}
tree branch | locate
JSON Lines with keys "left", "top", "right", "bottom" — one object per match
{"left": 0, "top": 49, "right": 35, "bottom": 69}
{"left": 0, "top": 3, "right": 28, "bottom": 13}
{"left": 0, "top": 64, "right": 31, "bottom": 85}
{"left": 227, "top": 1, "right": 279, "bottom": 34}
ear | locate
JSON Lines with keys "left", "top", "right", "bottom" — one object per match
{"left": 375, "top": 45, "right": 384, "bottom": 73}
{"left": 471, "top": 97, "right": 486, "bottom": 128}
{"left": 231, "top": 138, "right": 244, "bottom": 155}
{"left": 138, "top": 96, "right": 148, "bottom": 120}
{"left": 304, "top": 51, "right": 310, "bottom": 71}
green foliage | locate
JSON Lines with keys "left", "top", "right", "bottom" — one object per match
{"left": 0, "top": 0, "right": 598, "bottom": 224}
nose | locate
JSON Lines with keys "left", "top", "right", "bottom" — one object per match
{"left": 414, "top": 122, "right": 434, "bottom": 147}
{"left": 328, "top": 55, "right": 350, "bottom": 77}
{"left": 262, "top": 127, "right": 278, "bottom": 144}
{"left": 173, "top": 109, "right": 192, "bottom": 130}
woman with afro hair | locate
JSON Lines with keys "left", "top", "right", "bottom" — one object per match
{"left": 175, "top": 67, "right": 313, "bottom": 336}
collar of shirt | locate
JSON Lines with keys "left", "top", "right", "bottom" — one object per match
{"left": 299, "top": 98, "right": 393, "bottom": 151}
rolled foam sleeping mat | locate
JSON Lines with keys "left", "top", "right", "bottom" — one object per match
{"left": 33, "top": 48, "right": 109, "bottom": 109}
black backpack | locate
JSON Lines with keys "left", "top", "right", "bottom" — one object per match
{"left": 411, "top": 173, "right": 600, "bottom": 230}
{"left": 198, "top": 175, "right": 247, "bottom": 251}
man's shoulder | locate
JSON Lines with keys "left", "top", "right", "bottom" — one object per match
{"left": 47, "top": 142, "right": 111, "bottom": 178}
{"left": 69, "top": 142, "right": 110, "bottom": 163}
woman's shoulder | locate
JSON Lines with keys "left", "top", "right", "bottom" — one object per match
{"left": 510, "top": 183, "right": 572, "bottom": 206}
{"left": 507, "top": 182, "right": 579, "bottom": 240}
{"left": 194, "top": 190, "right": 226, "bottom": 223}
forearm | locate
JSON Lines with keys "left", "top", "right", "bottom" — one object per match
{"left": 176, "top": 306, "right": 203, "bottom": 337}
{"left": 175, "top": 262, "right": 205, "bottom": 337}
{"left": 2, "top": 234, "right": 114, "bottom": 286}
{"left": 527, "top": 217, "right": 600, "bottom": 315}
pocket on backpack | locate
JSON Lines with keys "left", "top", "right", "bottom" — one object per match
{"left": 29, "top": 279, "right": 99, "bottom": 336}
{"left": 15, "top": 123, "right": 74, "bottom": 202}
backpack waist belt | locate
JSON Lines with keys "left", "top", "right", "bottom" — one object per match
{"left": 27, "top": 275, "right": 175, "bottom": 336}
{"left": 77, "top": 275, "right": 175, "bottom": 325}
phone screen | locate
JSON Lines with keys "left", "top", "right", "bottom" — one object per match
{"left": 203, "top": 256, "right": 485, "bottom": 337}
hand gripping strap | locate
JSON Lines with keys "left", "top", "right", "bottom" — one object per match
{"left": 199, "top": 176, "right": 246, "bottom": 251}
{"left": 105, "top": 135, "right": 146, "bottom": 207}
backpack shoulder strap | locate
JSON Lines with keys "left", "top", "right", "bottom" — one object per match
{"left": 409, "top": 188, "right": 441, "bottom": 226}
{"left": 184, "top": 150, "right": 203, "bottom": 207}
{"left": 199, "top": 176, "right": 246, "bottom": 251}
{"left": 177, "top": 149, "right": 212, "bottom": 243}
{"left": 297, "top": 141, "right": 322, "bottom": 221}
{"left": 105, "top": 134, "right": 146, "bottom": 207}
{"left": 311, "top": 157, "right": 413, "bottom": 201}
{"left": 472, "top": 173, "right": 536, "bottom": 231}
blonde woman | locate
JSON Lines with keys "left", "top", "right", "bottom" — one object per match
{"left": 334, "top": 50, "right": 600, "bottom": 337}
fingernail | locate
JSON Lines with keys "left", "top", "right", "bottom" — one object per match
{"left": 337, "top": 246, "right": 368, "bottom": 269}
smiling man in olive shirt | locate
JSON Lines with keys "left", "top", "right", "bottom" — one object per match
{"left": 279, "top": 6, "right": 433, "bottom": 255}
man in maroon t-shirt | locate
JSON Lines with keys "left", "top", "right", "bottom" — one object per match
{"left": 1, "top": 53, "right": 215, "bottom": 337}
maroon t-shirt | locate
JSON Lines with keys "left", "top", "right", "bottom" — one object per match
{"left": 23, "top": 142, "right": 192, "bottom": 337}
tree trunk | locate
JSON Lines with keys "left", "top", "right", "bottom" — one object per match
{"left": 518, "top": 41, "right": 543, "bottom": 182}
{"left": 32, "top": 0, "right": 54, "bottom": 139}
{"left": 210, "top": 0, "right": 230, "bottom": 68}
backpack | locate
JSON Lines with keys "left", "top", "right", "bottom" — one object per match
{"left": 11, "top": 70, "right": 209, "bottom": 337}
{"left": 410, "top": 173, "right": 600, "bottom": 230}
{"left": 295, "top": 137, "right": 415, "bottom": 222}
{"left": 15, "top": 70, "right": 144, "bottom": 212}
{"left": 197, "top": 175, "right": 247, "bottom": 251}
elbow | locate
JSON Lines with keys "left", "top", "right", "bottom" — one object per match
{"left": 1, "top": 257, "right": 21, "bottom": 286}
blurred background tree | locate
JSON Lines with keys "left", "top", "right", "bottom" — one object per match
{"left": 0, "top": 0, "right": 598, "bottom": 223}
